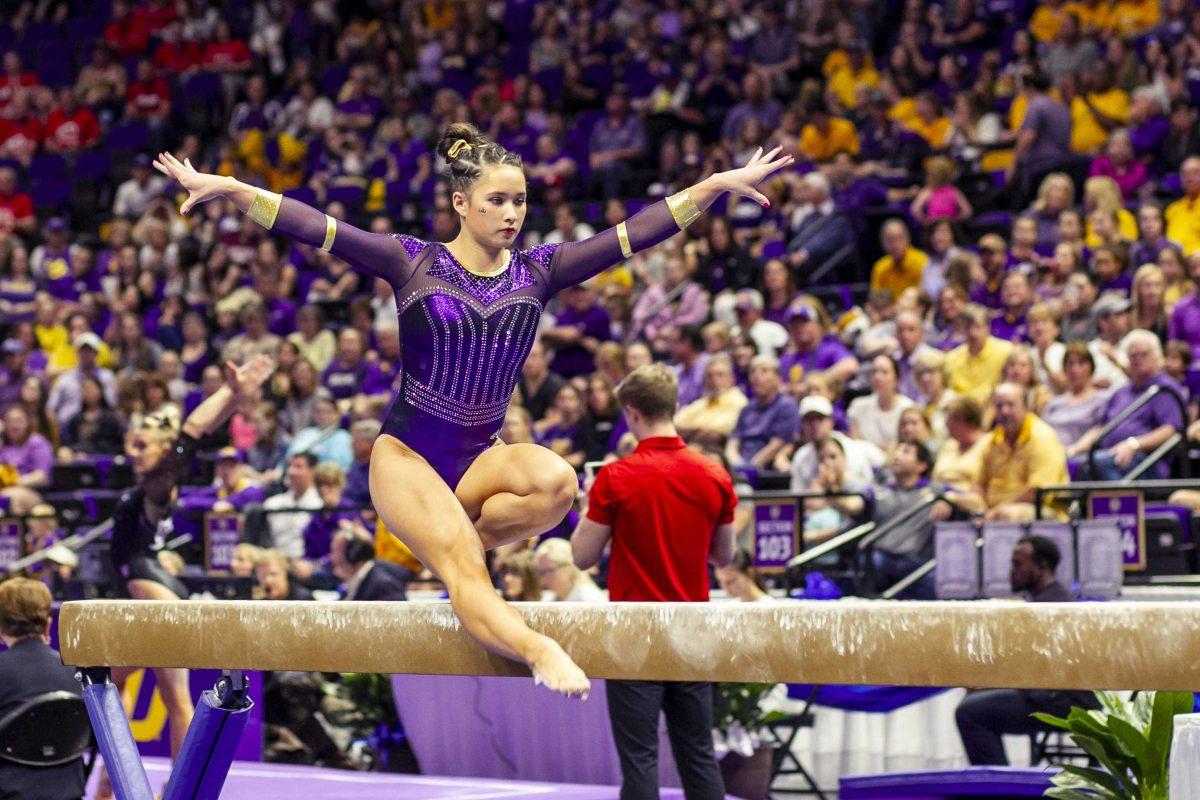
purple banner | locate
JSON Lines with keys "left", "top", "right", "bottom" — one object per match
{"left": 754, "top": 500, "right": 798, "bottom": 571}
{"left": 0, "top": 518, "right": 20, "bottom": 569}
{"left": 206, "top": 513, "right": 241, "bottom": 572}
{"left": 128, "top": 667, "right": 264, "bottom": 761}
{"left": 1088, "top": 491, "right": 1145, "bottom": 570}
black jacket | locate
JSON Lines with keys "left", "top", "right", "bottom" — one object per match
{"left": 0, "top": 639, "right": 86, "bottom": 800}
{"left": 347, "top": 560, "right": 411, "bottom": 602}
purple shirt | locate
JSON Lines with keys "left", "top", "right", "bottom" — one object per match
{"left": 588, "top": 114, "right": 646, "bottom": 157}
{"left": 673, "top": 354, "right": 709, "bottom": 407}
{"left": 1130, "top": 116, "right": 1169, "bottom": 156}
{"left": 779, "top": 336, "right": 853, "bottom": 384}
{"left": 732, "top": 391, "right": 799, "bottom": 464}
{"left": 550, "top": 304, "right": 611, "bottom": 378}
{"left": 0, "top": 434, "right": 52, "bottom": 477}
{"left": 266, "top": 297, "right": 296, "bottom": 338}
{"left": 1097, "top": 273, "right": 1133, "bottom": 296}
{"left": 990, "top": 311, "right": 1029, "bottom": 343}
{"left": 1169, "top": 293, "right": 1200, "bottom": 350}
{"left": 321, "top": 358, "right": 388, "bottom": 400}
{"left": 1099, "top": 374, "right": 1185, "bottom": 478}
{"left": 970, "top": 275, "right": 1006, "bottom": 310}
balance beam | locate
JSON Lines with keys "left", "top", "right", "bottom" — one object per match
{"left": 59, "top": 599, "right": 1200, "bottom": 690}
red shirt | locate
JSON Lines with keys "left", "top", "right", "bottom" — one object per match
{"left": 0, "top": 117, "right": 43, "bottom": 148}
{"left": 45, "top": 108, "right": 101, "bottom": 151}
{"left": 586, "top": 436, "right": 736, "bottom": 602}
{"left": 0, "top": 191, "right": 34, "bottom": 227}
{"left": 126, "top": 78, "right": 171, "bottom": 115}
{"left": 202, "top": 40, "right": 252, "bottom": 69}
{"left": 0, "top": 73, "right": 38, "bottom": 108}
{"left": 153, "top": 41, "right": 202, "bottom": 74}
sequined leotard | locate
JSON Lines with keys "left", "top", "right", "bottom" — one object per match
{"left": 263, "top": 196, "right": 691, "bottom": 488}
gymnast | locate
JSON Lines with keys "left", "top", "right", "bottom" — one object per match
{"left": 102, "top": 354, "right": 274, "bottom": 789}
{"left": 152, "top": 125, "right": 792, "bottom": 697}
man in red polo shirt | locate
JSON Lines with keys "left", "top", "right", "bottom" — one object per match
{"left": 572, "top": 363, "right": 734, "bottom": 800}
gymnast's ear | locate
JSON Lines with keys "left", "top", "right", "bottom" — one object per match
{"left": 451, "top": 190, "right": 470, "bottom": 217}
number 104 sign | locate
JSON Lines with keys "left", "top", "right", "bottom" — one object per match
{"left": 754, "top": 500, "right": 799, "bottom": 572}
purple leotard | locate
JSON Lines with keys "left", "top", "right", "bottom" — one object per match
{"left": 270, "top": 197, "right": 683, "bottom": 488}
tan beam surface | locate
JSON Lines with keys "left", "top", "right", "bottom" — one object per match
{"left": 58, "top": 599, "right": 1200, "bottom": 690}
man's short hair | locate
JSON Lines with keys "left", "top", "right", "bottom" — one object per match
{"left": 615, "top": 363, "right": 678, "bottom": 422}
{"left": 676, "top": 324, "right": 704, "bottom": 352}
{"left": 1018, "top": 535, "right": 1061, "bottom": 572}
{"left": 944, "top": 395, "right": 984, "bottom": 429}
{"left": 903, "top": 440, "right": 934, "bottom": 475}
{"left": 290, "top": 452, "right": 319, "bottom": 469}
{"left": 749, "top": 353, "right": 780, "bottom": 373}
{"left": 0, "top": 577, "right": 52, "bottom": 639}
{"left": 313, "top": 462, "right": 346, "bottom": 489}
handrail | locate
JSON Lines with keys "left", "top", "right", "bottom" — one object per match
{"left": 1087, "top": 383, "right": 1189, "bottom": 479}
{"left": 3, "top": 519, "right": 113, "bottom": 575}
{"left": 786, "top": 522, "right": 875, "bottom": 570}
{"left": 1123, "top": 433, "right": 1184, "bottom": 482}
{"left": 881, "top": 558, "right": 937, "bottom": 600}
{"left": 855, "top": 494, "right": 944, "bottom": 553}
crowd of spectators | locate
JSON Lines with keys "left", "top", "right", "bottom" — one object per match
{"left": 0, "top": 0, "right": 1195, "bottom": 603}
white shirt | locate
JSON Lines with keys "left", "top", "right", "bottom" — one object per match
{"left": 846, "top": 393, "right": 914, "bottom": 450}
{"left": 112, "top": 176, "right": 166, "bottom": 218}
{"left": 263, "top": 486, "right": 322, "bottom": 558}
{"left": 790, "top": 431, "right": 885, "bottom": 491}
{"left": 735, "top": 319, "right": 789, "bottom": 359}
{"left": 564, "top": 579, "right": 607, "bottom": 602}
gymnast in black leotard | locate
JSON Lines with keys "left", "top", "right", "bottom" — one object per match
{"left": 106, "top": 355, "right": 274, "bottom": 763}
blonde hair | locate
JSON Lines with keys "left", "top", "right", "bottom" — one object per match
{"left": 534, "top": 537, "right": 576, "bottom": 568}
{"left": 1133, "top": 262, "right": 1166, "bottom": 319}
{"left": 924, "top": 155, "right": 956, "bottom": 187}
{"left": 313, "top": 462, "right": 346, "bottom": 490}
{"left": 615, "top": 363, "right": 678, "bottom": 422}
{"left": 1032, "top": 173, "right": 1075, "bottom": 212}
{"left": 1084, "top": 176, "right": 1123, "bottom": 214}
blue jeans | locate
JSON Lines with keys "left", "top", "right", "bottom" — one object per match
{"left": 1070, "top": 449, "right": 1146, "bottom": 482}
{"left": 870, "top": 550, "right": 936, "bottom": 599}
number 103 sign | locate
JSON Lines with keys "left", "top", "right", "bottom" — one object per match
{"left": 754, "top": 499, "right": 799, "bottom": 572}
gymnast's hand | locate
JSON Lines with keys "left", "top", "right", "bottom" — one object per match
{"left": 710, "top": 145, "right": 795, "bottom": 207}
{"left": 225, "top": 354, "right": 275, "bottom": 397}
{"left": 153, "top": 151, "right": 229, "bottom": 215}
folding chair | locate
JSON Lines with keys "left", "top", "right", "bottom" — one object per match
{"left": 765, "top": 685, "right": 828, "bottom": 799}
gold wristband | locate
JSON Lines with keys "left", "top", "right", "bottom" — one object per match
{"left": 616, "top": 221, "right": 632, "bottom": 258}
{"left": 666, "top": 190, "right": 701, "bottom": 230}
{"left": 247, "top": 189, "right": 281, "bottom": 230}
{"left": 320, "top": 214, "right": 337, "bottom": 252}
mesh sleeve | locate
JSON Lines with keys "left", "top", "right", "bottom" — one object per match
{"left": 274, "top": 197, "right": 414, "bottom": 288}
{"left": 547, "top": 200, "right": 680, "bottom": 295}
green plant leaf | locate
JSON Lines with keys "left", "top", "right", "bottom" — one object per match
{"left": 1069, "top": 734, "right": 1139, "bottom": 797}
{"left": 1058, "top": 764, "right": 1125, "bottom": 798}
{"left": 1105, "top": 714, "right": 1152, "bottom": 777}
{"left": 1063, "top": 709, "right": 1138, "bottom": 772}
{"left": 1044, "top": 787, "right": 1106, "bottom": 800}
{"left": 1034, "top": 712, "right": 1072, "bottom": 731}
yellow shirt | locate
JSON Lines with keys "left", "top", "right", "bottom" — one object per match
{"left": 1030, "top": 6, "right": 1068, "bottom": 41}
{"left": 375, "top": 518, "right": 423, "bottom": 573}
{"left": 1064, "top": 1, "right": 1113, "bottom": 34}
{"left": 945, "top": 337, "right": 1014, "bottom": 406}
{"left": 1070, "top": 90, "right": 1130, "bottom": 154}
{"left": 44, "top": 337, "right": 115, "bottom": 372}
{"left": 888, "top": 97, "right": 919, "bottom": 127}
{"left": 799, "top": 118, "right": 860, "bottom": 160}
{"left": 906, "top": 115, "right": 952, "bottom": 148}
{"left": 1166, "top": 195, "right": 1200, "bottom": 256}
{"left": 34, "top": 324, "right": 67, "bottom": 357}
{"left": 978, "top": 413, "right": 1069, "bottom": 509}
{"left": 674, "top": 387, "right": 749, "bottom": 438}
{"left": 932, "top": 435, "right": 987, "bottom": 493}
{"left": 871, "top": 247, "right": 928, "bottom": 299}
{"left": 1084, "top": 207, "right": 1138, "bottom": 247}
{"left": 1108, "top": 0, "right": 1158, "bottom": 35}
{"left": 828, "top": 66, "right": 880, "bottom": 109}
{"left": 589, "top": 265, "right": 635, "bottom": 292}
{"left": 822, "top": 50, "right": 875, "bottom": 78}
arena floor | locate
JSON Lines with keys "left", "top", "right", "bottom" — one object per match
{"left": 84, "top": 758, "right": 726, "bottom": 799}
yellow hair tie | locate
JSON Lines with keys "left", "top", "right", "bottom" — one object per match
{"left": 447, "top": 139, "right": 473, "bottom": 160}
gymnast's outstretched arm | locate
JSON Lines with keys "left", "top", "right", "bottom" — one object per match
{"left": 152, "top": 152, "right": 414, "bottom": 288}
{"left": 546, "top": 146, "right": 795, "bottom": 295}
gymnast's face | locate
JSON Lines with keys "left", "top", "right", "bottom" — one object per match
{"left": 454, "top": 164, "right": 527, "bottom": 251}
{"left": 128, "top": 430, "right": 173, "bottom": 477}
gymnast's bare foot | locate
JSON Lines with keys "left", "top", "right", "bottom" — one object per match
{"left": 530, "top": 639, "right": 591, "bottom": 699}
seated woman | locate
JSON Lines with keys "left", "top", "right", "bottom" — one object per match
{"left": 533, "top": 537, "right": 605, "bottom": 602}
{"left": 495, "top": 549, "right": 543, "bottom": 602}
{"left": 715, "top": 548, "right": 772, "bottom": 603}
{"left": 0, "top": 404, "right": 53, "bottom": 515}
{"left": 803, "top": 436, "right": 867, "bottom": 548}
{"left": 59, "top": 375, "right": 125, "bottom": 459}
{"left": 532, "top": 383, "right": 585, "bottom": 467}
